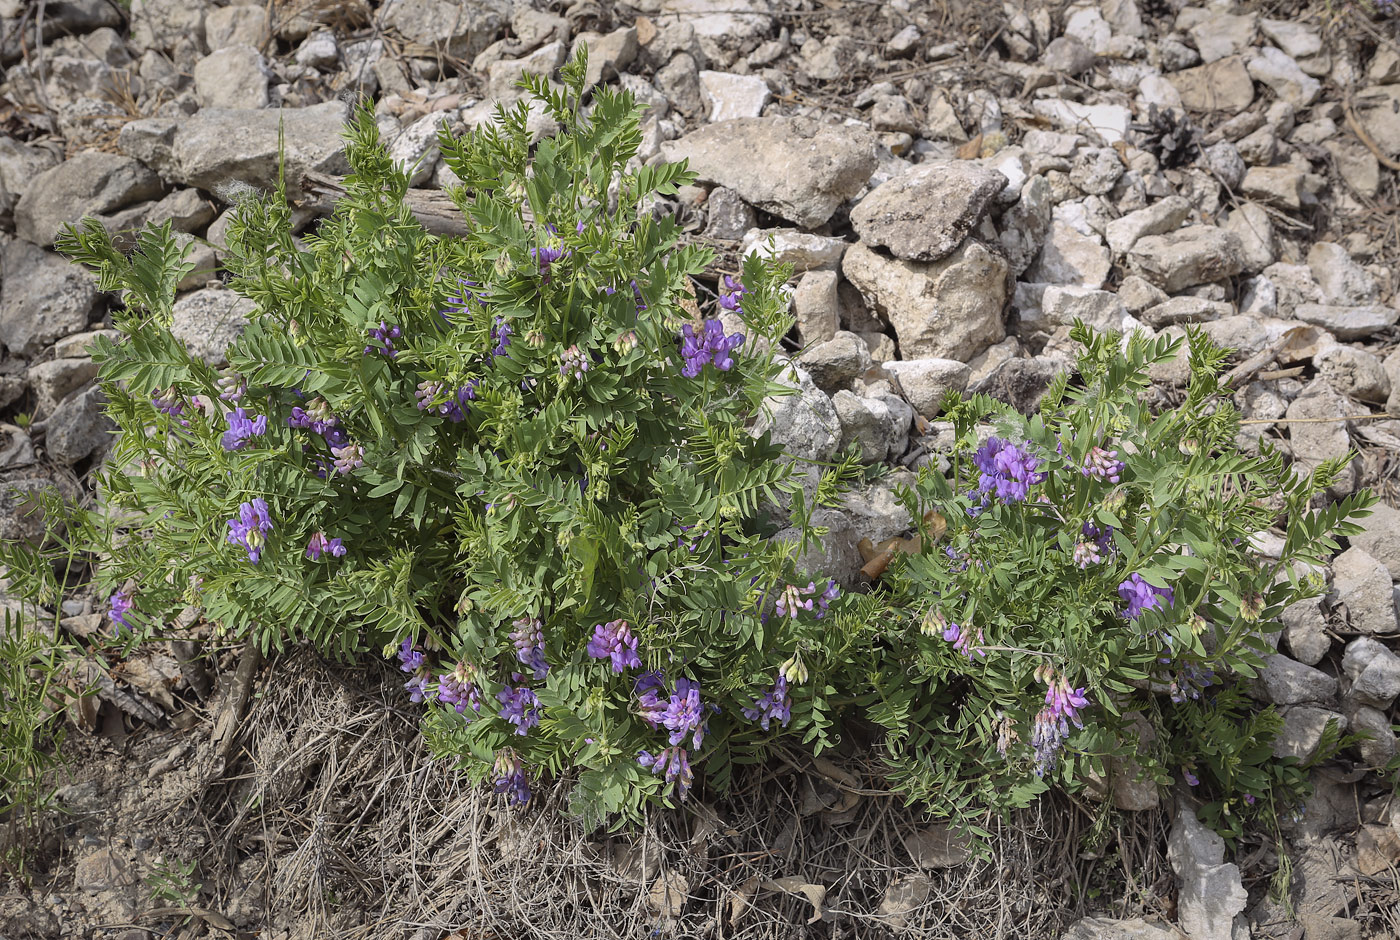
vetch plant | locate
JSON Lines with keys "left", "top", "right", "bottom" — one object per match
{"left": 32, "top": 49, "right": 863, "bottom": 824}
{"left": 865, "top": 324, "right": 1374, "bottom": 836}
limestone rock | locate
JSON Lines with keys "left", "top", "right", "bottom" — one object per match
{"left": 842, "top": 240, "right": 1007, "bottom": 362}
{"left": 797, "top": 330, "right": 871, "bottom": 393}
{"left": 1125, "top": 226, "right": 1244, "bottom": 292}
{"left": 1273, "top": 705, "right": 1345, "bottom": 761}
{"left": 45, "top": 385, "right": 115, "bottom": 466}
{"left": 1350, "top": 501, "right": 1400, "bottom": 580}
{"left": 1252, "top": 653, "right": 1338, "bottom": 706}
{"left": 1169, "top": 56, "right": 1255, "bottom": 112}
{"left": 1291, "top": 304, "right": 1398, "bottom": 341}
{"left": 1104, "top": 195, "right": 1190, "bottom": 254}
{"left": 15, "top": 151, "right": 164, "bottom": 247}
{"left": 792, "top": 270, "right": 839, "bottom": 346}
{"left": 661, "top": 117, "right": 877, "bottom": 228}
{"left": 1333, "top": 547, "right": 1397, "bottom": 636}
{"left": 381, "top": 0, "right": 509, "bottom": 61}
{"left": 883, "top": 359, "right": 970, "bottom": 419}
{"left": 1282, "top": 599, "right": 1330, "bottom": 666}
{"left": 1029, "top": 220, "right": 1112, "bottom": 288}
{"left": 171, "top": 288, "right": 257, "bottom": 366}
{"left": 1168, "top": 800, "right": 1247, "bottom": 940}
{"left": 752, "top": 362, "right": 840, "bottom": 462}
{"left": 167, "top": 101, "right": 350, "bottom": 198}
{"left": 698, "top": 70, "right": 769, "bottom": 122}
{"left": 1286, "top": 378, "right": 1359, "bottom": 495}
{"left": 193, "top": 43, "right": 271, "bottom": 109}
{"left": 0, "top": 238, "right": 101, "bottom": 356}
{"left": 850, "top": 162, "right": 1006, "bottom": 263}
{"left": 740, "top": 228, "right": 848, "bottom": 272}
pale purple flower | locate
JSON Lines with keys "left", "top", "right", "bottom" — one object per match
{"left": 152, "top": 386, "right": 185, "bottom": 418}
{"left": 226, "top": 498, "right": 273, "bottom": 563}
{"left": 441, "top": 276, "right": 480, "bottom": 323}
{"left": 559, "top": 344, "right": 590, "bottom": 379}
{"left": 108, "top": 591, "right": 133, "bottom": 632}
{"left": 397, "top": 638, "right": 425, "bottom": 673}
{"left": 217, "top": 373, "right": 247, "bottom": 402}
{"left": 510, "top": 617, "right": 549, "bottom": 680}
{"left": 718, "top": 274, "right": 747, "bottom": 312}
{"left": 490, "top": 317, "right": 513, "bottom": 357}
{"left": 587, "top": 619, "right": 641, "bottom": 673}
{"left": 404, "top": 674, "right": 430, "bottom": 703}
{"left": 639, "top": 677, "right": 710, "bottom": 750}
{"left": 1183, "top": 768, "right": 1200, "bottom": 787}
{"left": 1082, "top": 445, "right": 1124, "bottom": 483}
{"left": 973, "top": 437, "right": 1046, "bottom": 503}
{"left": 438, "top": 662, "right": 483, "bottom": 715}
{"left": 330, "top": 443, "right": 364, "bottom": 476}
{"left": 493, "top": 749, "right": 531, "bottom": 806}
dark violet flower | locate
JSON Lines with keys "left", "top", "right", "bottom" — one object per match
{"left": 639, "top": 677, "right": 712, "bottom": 750}
{"left": 679, "top": 319, "right": 745, "bottom": 377}
{"left": 108, "top": 591, "right": 133, "bottom": 632}
{"left": 630, "top": 278, "right": 647, "bottom": 312}
{"left": 438, "top": 662, "right": 483, "bottom": 716}
{"left": 1118, "top": 573, "right": 1174, "bottom": 620}
{"left": 493, "top": 749, "right": 531, "bottom": 806}
{"left": 415, "top": 379, "right": 475, "bottom": 423}
{"left": 587, "top": 619, "right": 641, "bottom": 673}
{"left": 638, "top": 746, "right": 693, "bottom": 799}
{"left": 634, "top": 670, "right": 666, "bottom": 697}
{"left": 973, "top": 437, "right": 1046, "bottom": 503}
{"left": 510, "top": 617, "right": 549, "bottom": 680}
{"left": 220, "top": 407, "right": 267, "bottom": 451}
{"left": 226, "top": 498, "right": 273, "bottom": 563}
{"left": 718, "top": 274, "right": 747, "bottom": 312}
{"left": 287, "top": 398, "right": 344, "bottom": 446}
{"left": 365, "top": 321, "right": 402, "bottom": 357}
{"left": 1168, "top": 662, "right": 1216, "bottom": 703}
{"left": 490, "top": 316, "right": 513, "bottom": 357}
{"left": 397, "top": 638, "right": 425, "bottom": 673}
{"left": 305, "top": 531, "right": 346, "bottom": 561}
{"left": 742, "top": 674, "right": 791, "bottom": 731}
{"left": 497, "top": 677, "right": 541, "bottom": 735}
{"left": 1183, "top": 768, "right": 1200, "bottom": 787}
{"left": 1082, "top": 445, "right": 1124, "bottom": 483}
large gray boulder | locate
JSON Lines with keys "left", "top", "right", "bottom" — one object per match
{"left": 1350, "top": 501, "right": 1400, "bottom": 580}
{"left": 166, "top": 101, "right": 351, "bottom": 198}
{"left": 849, "top": 162, "right": 1005, "bottom": 263}
{"left": 842, "top": 240, "right": 1007, "bottom": 362}
{"left": 1125, "top": 226, "right": 1245, "bottom": 292}
{"left": 0, "top": 238, "right": 101, "bottom": 356}
{"left": 1333, "top": 547, "right": 1398, "bottom": 636}
{"left": 14, "top": 151, "right": 164, "bottom": 246}
{"left": 661, "top": 117, "right": 877, "bottom": 228}
{"left": 382, "top": 0, "right": 511, "bottom": 62}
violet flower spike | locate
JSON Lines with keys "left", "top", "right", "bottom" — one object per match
{"left": 637, "top": 746, "right": 694, "bottom": 799}
{"left": 493, "top": 749, "right": 531, "bottom": 806}
{"left": 587, "top": 619, "right": 641, "bottom": 673}
{"left": 396, "top": 638, "right": 425, "bottom": 673}
{"left": 741, "top": 674, "right": 791, "bottom": 731}
{"left": 108, "top": 591, "right": 133, "bottom": 632}
{"left": 220, "top": 407, "right": 267, "bottom": 451}
{"left": 1118, "top": 573, "right": 1174, "bottom": 620}
{"left": 225, "top": 498, "right": 273, "bottom": 563}
{"left": 497, "top": 678, "right": 541, "bottom": 735}
{"left": 305, "top": 531, "right": 346, "bottom": 561}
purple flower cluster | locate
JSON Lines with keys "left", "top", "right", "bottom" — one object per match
{"left": 679, "top": 319, "right": 745, "bottom": 377}
{"left": 1118, "top": 573, "right": 1174, "bottom": 620}
{"left": 415, "top": 379, "right": 476, "bottom": 422}
{"left": 490, "top": 316, "right": 513, "bottom": 357}
{"left": 718, "top": 274, "right": 747, "bottom": 311}
{"left": 438, "top": 662, "right": 484, "bottom": 715}
{"left": 638, "top": 746, "right": 694, "bottom": 798}
{"left": 530, "top": 243, "right": 567, "bottom": 283}
{"left": 440, "top": 277, "right": 480, "bottom": 323}
{"left": 774, "top": 580, "right": 840, "bottom": 620}
{"left": 587, "top": 619, "right": 641, "bottom": 673}
{"left": 220, "top": 407, "right": 267, "bottom": 451}
{"left": 226, "top": 498, "right": 273, "bottom": 563}
{"left": 1074, "top": 521, "right": 1115, "bottom": 568}
{"left": 558, "top": 344, "right": 590, "bottom": 380}
{"left": 741, "top": 674, "right": 791, "bottom": 731}
{"left": 397, "top": 638, "right": 425, "bottom": 673}
{"left": 1081, "top": 445, "right": 1124, "bottom": 483}
{"left": 217, "top": 373, "right": 247, "bottom": 402}
{"left": 109, "top": 591, "right": 133, "bottom": 632}
{"left": 973, "top": 437, "right": 1046, "bottom": 503}
{"left": 510, "top": 617, "right": 549, "bottom": 680}
{"left": 288, "top": 399, "right": 348, "bottom": 448}
{"left": 941, "top": 621, "right": 987, "bottom": 660}
{"left": 151, "top": 386, "right": 186, "bottom": 419}
{"left": 1030, "top": 673, "right": 1089, "bottom": 776}
{"left": 305, "top": 531, "right": 346, "bottom": 560}
{"left": 330, "top": 442, "right": 364, "bottom": 476}
{"left": 493, "top": 749, "right": 531, "bottom": 806}
{"left": 497, "top": 676, "right": 541, "bottom": 735}
{"left": 365, "top": 321, "right": 402, "bottom": 357}
{"left": 1168, "top": 662, "right": 1216, "bottom": 703}
{"left": 638, "top": 676, "right": 711, "bottom": 750}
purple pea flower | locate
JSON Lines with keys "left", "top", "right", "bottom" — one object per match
{"left": 509, "top": 617, "right": 549, "bottom": 680}
{"left": 1118, "top": 573, "right": 1174, "bottom": 620}
{"left": 226, "top": 498, "right": 273, "bottom": 563}
{"left": 587, "top": 619, "right": 641, "bottom": 673}
{"left": 1183, "top": 768, "right": 1200, "bottom": 787}
{"left": 404, "top": 674, "right": 430, "bottom": 703}
{"left": 530, "top": 243, "right": 567, "bottom": 283}
{"left": 397, "top": 638, "right": 425, "bottom": 673}
{"left": 1082, "top": 445, "right": 1124, "bottom": 483}
{"left": 365, "top": 321, "right": 401, "bottom": 357}
{"left": 490, "top": 317, "right": 513, "bottom": 357}
{"left": 559, "top": 344, "right": 590, "bottom": 380}
{"left": 438, "top": 662, "right": 483, "bottom": 716}
{"left": 973, "top": 437, "right": 1046, "bottom": 503}
{"left": 305, "top": 531, "right": 346, "bottom": 560}
{"left": 493, "top": 749, "right": 531, "bottom": 806}
{"left": 638, "top": 746, "right": 694, "bottom": 799}
{"left": 718, "top": 274, "right": 747, "bottom": 311}
{"left": 330, "top": 443, "right": 364, "bottom": 476}
{"left": 441, "top": 277, "right": 480, "bottom": 323}
{"left": 108, "top": 591, "right": 133, "bottom": 632}
{"left": 679, "top": 319, "right": 745, "bottom": 377}
{"left": 497, "top": 677, "right": 541, "bottom": 735}
{"left": 741, "top": 674, "right": 791, "bottom": 731}
{"left": 217, "top": 373, "right": 247, "bottom": 402}
{"left": 639, "top": 677, "right": 711, "bottom": 750}
{"left": 220, "top": 407, "right": 267, "bottom": 451}
{"left": 151, "top": 386, "right": 185, "bottom": 418}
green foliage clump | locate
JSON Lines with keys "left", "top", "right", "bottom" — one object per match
{"left": 861, "top": 324, "right": 1373, "bottom": 837}
{"left": 2, "top": 49, "right": 1376, "bottom": 843}
{"left": 37, "top": 51, "right": 855, "bottom": 823}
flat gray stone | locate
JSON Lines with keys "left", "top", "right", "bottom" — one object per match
{"left": 167, "top": 101, "right": 351, "bottom": 199}
{"left": 1350, "top": 501, "right": 1400, "bottom": 580}
{"left": 849, "top": 162, "right": 1006, "bottom": 263}
{"left": 171, "top": 288, "right": 256, "bottom": 366}
{"left": 1125, "top": 226, "right": 1245, "bottom": 293}
{"left": 661, "top": 117, "right": 877, "bottom": 228}
{"left": 1333, "top": 547, "right": 1398, "bottom": 636}
{"left": 14, "top": 151, "right": 164, "bottom": 247}
{"left": 45, "top": 385, "right": 115, "bottom": 465}
{"left": 0, "top": 237, "right": 101, "bottom": 356}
